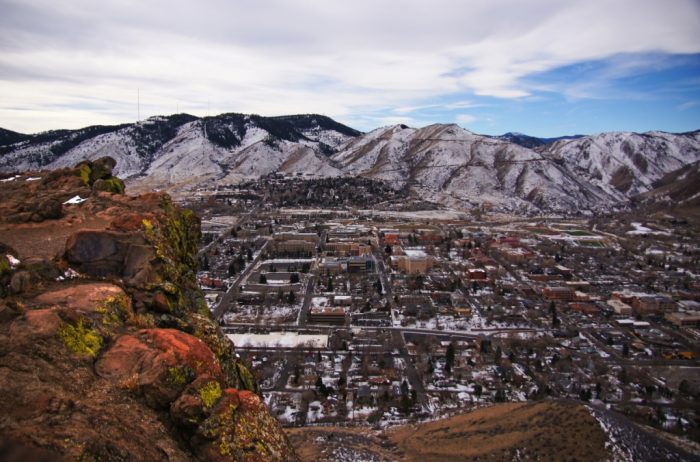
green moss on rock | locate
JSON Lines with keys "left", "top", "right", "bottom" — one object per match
{"left": 0, "top": 255, "right": 10, "bottom": 277}
{"left": 168, "top": 365, "right": 195, "bottom": 386}
{"left": 59, "top": 319, "right": 103, "bottom": 358}
{"left": 78, "top": 163, "right": 91, "bottom": 186}
{"left": 235, "top": 363, "right": 258, "bottom": 393}
{"left": 198, "top": 381, "right": 222, "bottom": 408}
{"left": 93, "top": 176, "right": 125, "bottom": 195}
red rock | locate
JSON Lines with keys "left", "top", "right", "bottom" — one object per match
{"left": 33, "top": 283, "right": 128, "bottom": 313}
{"left": 9, "top": 308, "right": 61, "bottom": 345}
{"left": 96, "top": 329, "right": 223, "bottom": 408}
{"left": 151, "top": 291, "right": 171, "bottom": 313}
{"left": 110, "top": 212, "right": 156, "bottom": 232}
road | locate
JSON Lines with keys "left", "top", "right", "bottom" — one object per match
{"left": 372, "top": 249, "right": 397, "bottom": 325}
{"left": 213, "top": 239, "right": 269, "bottom": 321}
{"left": 297, "top": 275, "right": 317, "bottom": 326}
{"left": 198, "top": 205, "right": 259, "bottom": 258}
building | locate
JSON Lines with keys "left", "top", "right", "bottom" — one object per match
{"left": 320, "top": 258, "right": 344, "bottom": 275}
{"left": 665, "top": 311, "right": 700, "bottom": 327}
{"left": 272, "top": 239, "right": 316, "bottom": 255}
{"left": 542, "top": 286, "right": 576, "bottom": 301}
{"left": 347, "top": 256, "right": 375, "bottom": 274}
{"left": 307, "top": 307, "right": 347, "bottom": 325}
{"left": 607, "top": 299, "right": 633, "bottom": 315}
{"left": 274, "top": 232, "right": 319, "bottom": 243}
{"left": 467, "top": 268, "right": 487, "bottom": 280}
{"left": 632, "top": 295, "right": 675, "bottom": 315}
{"left": 391, "top": 249, "right": 432, "bottom": 274}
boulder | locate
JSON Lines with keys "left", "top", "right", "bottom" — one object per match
{"left": 37, "top": 198, "right": 62, "bottom": 220}
{"left": 194, "top": 388, "right": 295, "bottom": 462}
{"left": 96, "top": 329, "right": 223, "bottom": 409}
{"left": 9, "top": 271, "right": 34, "bottom": 294}
{"left": 9, "top": 308, "right": 62, "bottom": 345}
{"left": 33, "top": 283, "right": 129, "bottom": 315}
{"left": 92, "top": 177, "right": 125, "bottom": 195}
{"left": 89, "top": 156, "right": 116, "bottom": 181}
{"left": 64, "top": 230, "right": 145, "bottom": 277}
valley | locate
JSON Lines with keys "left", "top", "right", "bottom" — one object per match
{"left": 187, "top": 174, "right": 700, "bottom": 461}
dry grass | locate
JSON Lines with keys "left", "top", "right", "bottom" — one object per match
{"left": 287, "top": 400, "right": 613, "bottom": 462}
{"left": 389, "top": 400, "right": 611, "bottom": 462}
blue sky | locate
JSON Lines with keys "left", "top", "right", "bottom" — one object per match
{"left": 0, "top": 0, "right": 699, "bottom": 137}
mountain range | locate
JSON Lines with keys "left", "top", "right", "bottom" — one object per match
{"left": 1, "top": 113, "right": 699, "bottom": 214}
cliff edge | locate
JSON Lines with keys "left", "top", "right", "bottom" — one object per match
{"left": 0, "top": 158, "right": 297, "bottom": 461}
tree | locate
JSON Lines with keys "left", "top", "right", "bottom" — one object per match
{"left": 227, "top": 262, "right": 237, "bottom": 277}
{"left": 287, "top": 290, "right": 296, "bottom": 304}
{"left": 622, "top": 343, "right": 630, "bottom": 357}
{"left": 552, "top": 309, "right": 560, "bottom": 328}
{"left": 494, "top": 388, "right": 507, "bottom": 402}
{"left": 579, "top": 388, "right": 592, "bottom": 402}
{"left": 473, "top": 383, "right": 482, "bottom": 397}
{"left": 400, "top": 379, "right": 409, "bottom": 397}
{"left": 400, "top": 394, "right": 411, "bottom": 415}
{"left": 327, "top": 276, "right": 334, "bottom": 292}
{"left": 445, "top": 343, "right": 455, "bottom": 373}
{"left": 494, "top": 345, "right": 502, "bottom": 364}
{"left": 293, "top": 364, "right": 300, "bottom": 385}
{"left": 247, "top": 247, "right": 253, "bottom": 261}
{"left": 290, "top": 273, "right": 300, "bottom": 284}
{"left": 480, "top": 339, "right": 491, "bottom": 353}
{"left": 259, "top": 274, "right": 267, "bottom": 284}
{"left": 385, "top": 245, "right": 392, "bottom": 255}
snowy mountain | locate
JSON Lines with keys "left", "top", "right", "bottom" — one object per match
{"left": 0, "top": 113, "right": 357, "bottom": 192}
{"left": 633, "top": 160, "right": 700, "bottom": 209}
{"left": 1, "top": 114, "right": 699, "bottom": 213}
{"left": 541, "top": 130, "right": 700, "bottom": 202}
{"left": 332, "top": 124, "right": 616, "bottom": 213}
{"left": 495, "top": 132, "right": 584, "bottom": 149}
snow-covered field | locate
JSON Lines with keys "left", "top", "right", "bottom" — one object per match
{"left": 227, "top": 332, "right": 328, "bottom": 348}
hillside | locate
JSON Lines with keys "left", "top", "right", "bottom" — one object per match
{"left": 542, "top": 130, "right": 700, "bottom": 201}
{"left": 287, "top": 400, "right": 698, "bottom": 462}
{"left": 0, "top": 159, "right": 297, "bottom": 461}
{"left": 1, "top": 115, "right": 699, "bottom": 214}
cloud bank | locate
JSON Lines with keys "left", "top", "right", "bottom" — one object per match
{"left": 0, "top": 0, "right": 699, "bottom": 133}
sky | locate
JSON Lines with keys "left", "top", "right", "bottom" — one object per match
{"left": 0, "top": 0, "right": 699, "bottom": 137}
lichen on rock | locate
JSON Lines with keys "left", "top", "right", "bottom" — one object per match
{"left": 58, "top": 318, "right": 103, "bottom": 358}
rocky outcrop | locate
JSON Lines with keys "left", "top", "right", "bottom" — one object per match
{"left": 0, "top": 160, "right": 297, "bottom": 461}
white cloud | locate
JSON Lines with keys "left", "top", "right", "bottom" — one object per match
{"left": 0, "top": 0, "right": 698, "bottom": 132}
{"left": 455, "top": 114, "right": 476, "bottom": 126}
{"left": 678, "top": 101, "right": 699, "bottom": 111}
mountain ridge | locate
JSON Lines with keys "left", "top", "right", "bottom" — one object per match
{"left": 2, "top": 113, "right": 699, "bottom": 214}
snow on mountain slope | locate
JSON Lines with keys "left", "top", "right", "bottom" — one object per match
{"left": 0, "top": 113, "right": 355, "bottom": 192}
{"left": 541, "top": 130, "right": 700, "bottom": 201}
{"left": 2, "top": 114, "right": 699, "bottom": 214}
{"left": 333, "top": 123, "right": 610, "bottom": 212}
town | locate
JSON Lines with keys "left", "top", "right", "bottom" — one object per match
{"left": 185, "top": 174, "right": 700, "bottom": 442}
